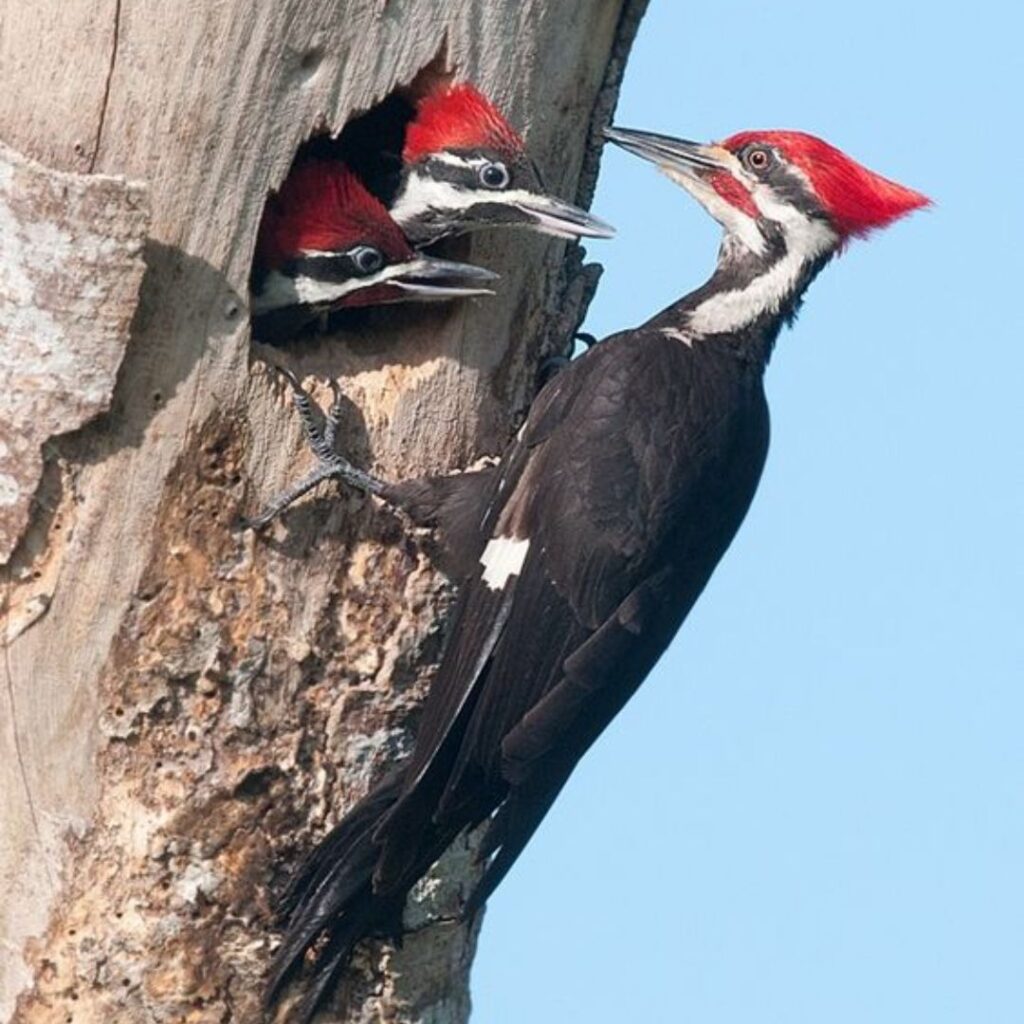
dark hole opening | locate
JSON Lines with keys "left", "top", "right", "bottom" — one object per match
{"left": 248, "top": 53, "right": 454, "bottom": 348}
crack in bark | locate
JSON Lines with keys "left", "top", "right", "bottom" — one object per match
{"left": 88, "top": 0, "right": 122, "bottom": 173}
{"left": 1, "top": 586, "right": 56, "bottom": 890}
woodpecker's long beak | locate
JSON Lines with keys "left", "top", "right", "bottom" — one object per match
{"left": 389, "top": 255, "right": 499, "bottom": 300}
{"left": 603, "top": 127, "right": 733, "bottom": 178}
{"left": 511, "top": 194, "right": 616, "bottom": 241}
{"left": 603, "top": 125, "right": 767, "bottom": 250}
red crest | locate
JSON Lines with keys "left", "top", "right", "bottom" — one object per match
{"left": 256, "top": 161, "right": 411, "bottom": 267}
{"left": 403, "top": 83, "right": 524, "bottom": 163}
{"left": 723, "top": 130, "right": 931, "bottom": 238}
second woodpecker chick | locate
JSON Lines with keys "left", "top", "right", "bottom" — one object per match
{"left": 250, "top": 161, "right": 497, "bottom": 343}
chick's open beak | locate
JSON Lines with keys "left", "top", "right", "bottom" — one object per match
{"left": 389, "top": 255, "right": 499, "bottom": 300}
{"left": 512, "top": 193, "right": 616, "bottom": 241}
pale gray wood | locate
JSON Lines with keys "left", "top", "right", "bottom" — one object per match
{"left": 0, "top": 141, "right": 149, "bottom": 563}
{"left": 0, "top": 1, "right": 647, "bottom": 1021}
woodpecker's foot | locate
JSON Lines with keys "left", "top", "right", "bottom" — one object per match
{"left": 242, "top": 368, "right": 386, "bottom": 530}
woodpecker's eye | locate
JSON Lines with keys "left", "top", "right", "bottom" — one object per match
{"left": 350, "top": 246, "right": 385, "bottom": 275}
{"left": 479, "top": 161, "right": 510, "bottom": 189}
{"left": 745, "top": 147, "right": 773, "bottom": 172}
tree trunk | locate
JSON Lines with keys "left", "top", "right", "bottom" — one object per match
{"left": 0, "top": 2, "right": 647, "bottom": 1022}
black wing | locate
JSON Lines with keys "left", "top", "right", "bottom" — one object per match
{"left": 374, "top": 331, "right": 768, "bottom": 898}
{"left": 273, "top": 331, "right": 769, "bottom": 1016}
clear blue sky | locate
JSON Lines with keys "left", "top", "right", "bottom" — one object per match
{"left": 472, "top": 1, "right": 1023, "bottom": 1021}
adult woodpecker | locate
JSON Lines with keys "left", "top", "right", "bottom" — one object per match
{"left": 259, "top": 128, "right": 928, "bottom": 1019}
{"left": 249, "top": 160, "right": 497, "bottom": 343}
{"left": 385, "top": 81, "right": 615, "bottom": 245}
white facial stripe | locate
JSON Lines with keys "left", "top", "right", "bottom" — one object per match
{"left": 480, "top": 535, "right": 530, "bottom": 590}
{"left": 749, "top": 181, "right": 818, "bottom": 231}
{"left": 251, "top": 272, "right": 356, "bottom": 313}
{"left": 390, "top": 177, "right": 478, "bottom": 224}
{"left": 251, "top": 260, "right": 418, "bottom": 314}
{"left": 298, "top": 248, "right": 352, "bottom": 259}
{"left": 688, "top": 211, "right": 837, "bottom": 336}
{"left": 429, "top": 152, "right": 490, "bottom": 172}
{"left": 391, "top": 170, "right": 553, "bottom": 229}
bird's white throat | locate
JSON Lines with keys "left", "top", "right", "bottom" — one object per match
{"left": 688, "top": 209, "right": 836, "bottom": 336}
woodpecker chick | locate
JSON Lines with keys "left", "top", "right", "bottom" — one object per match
{"left": 264, "top": 127, "right": 928, "bottom": 1023}
{"left": 388, "top": 82, "right": 615, "bottom": 246}
{"left": 250, "top": 161, "right": 497, "bottom": 342}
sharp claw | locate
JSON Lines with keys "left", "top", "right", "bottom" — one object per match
{"left": 324, "top": 381, "right": 345, "bottom": 448}
{"left": 271, "top": 364, "right": 303, "bottom": 391}
{"left": 246, "top": 365, "right": 392, "bottom": 530}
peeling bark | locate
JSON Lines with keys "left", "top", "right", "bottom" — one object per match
{"left": 0, "top": 2, "right": 648, "bottom": 1021}
{"left": 0, "top": 141, "right": 148, "bottom": 563}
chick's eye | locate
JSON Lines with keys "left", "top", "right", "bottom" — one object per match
{"left": 746, "top": 147, "right": 772, "bottom": 172}
{"left": 479, "top": 161, "right": 510, "bottom": 189}
{"left": 351, "top": 246, "right": 384, "bottom": 275}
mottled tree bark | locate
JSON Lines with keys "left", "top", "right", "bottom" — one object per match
{"left": 0, "top": 2, "right": 646, "bottom": 1021}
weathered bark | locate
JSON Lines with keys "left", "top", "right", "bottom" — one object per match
{"left": 0, "top": 2, "right": 646, "bottom": 1021}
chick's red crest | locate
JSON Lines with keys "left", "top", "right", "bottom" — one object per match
{"left": 403, "top": 83, "right": 524, "bottom": 163}
{"left": 723, "top": 130, "right": 931, "bottom": 238}
{"left": 256, "top": 161, "right": 411, "bottom": 268}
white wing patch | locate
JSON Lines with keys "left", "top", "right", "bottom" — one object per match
{"left": 661, "top": 326, "right": 693, "bottom": 348}
{"left": 480, "top": 535, "right": 530, "bottom": 590}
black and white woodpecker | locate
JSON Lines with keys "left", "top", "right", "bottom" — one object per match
{"left": 256, "top": 127, "right": 929, "bottom": 1019}
{"left": 249, "top": 160, "right": 498, "bottom": 342}
{"left": 386, "top": 81, "right": 615, "bottom": 245}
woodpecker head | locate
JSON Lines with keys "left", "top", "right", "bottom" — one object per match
{"left": 605, "top": 126, "right": 929, "bottom": 339}
{"left": 606, "top": 126, "right": 929, "bottom": 262}
{"left": 251, "top": 160, "right": 498, "bottom": 322}
{"left": 389, "top": 82, "right": 614, "bottom": 246}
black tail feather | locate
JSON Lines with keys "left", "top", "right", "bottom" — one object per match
{"left": 276, "top": 772, "right": 404, "bottom": 922}
{"left": 266, "top": 775, "right": 404, "bottom": 1010}
{"left": 290, "top": 898, "right": 377, "bottom": 1024}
